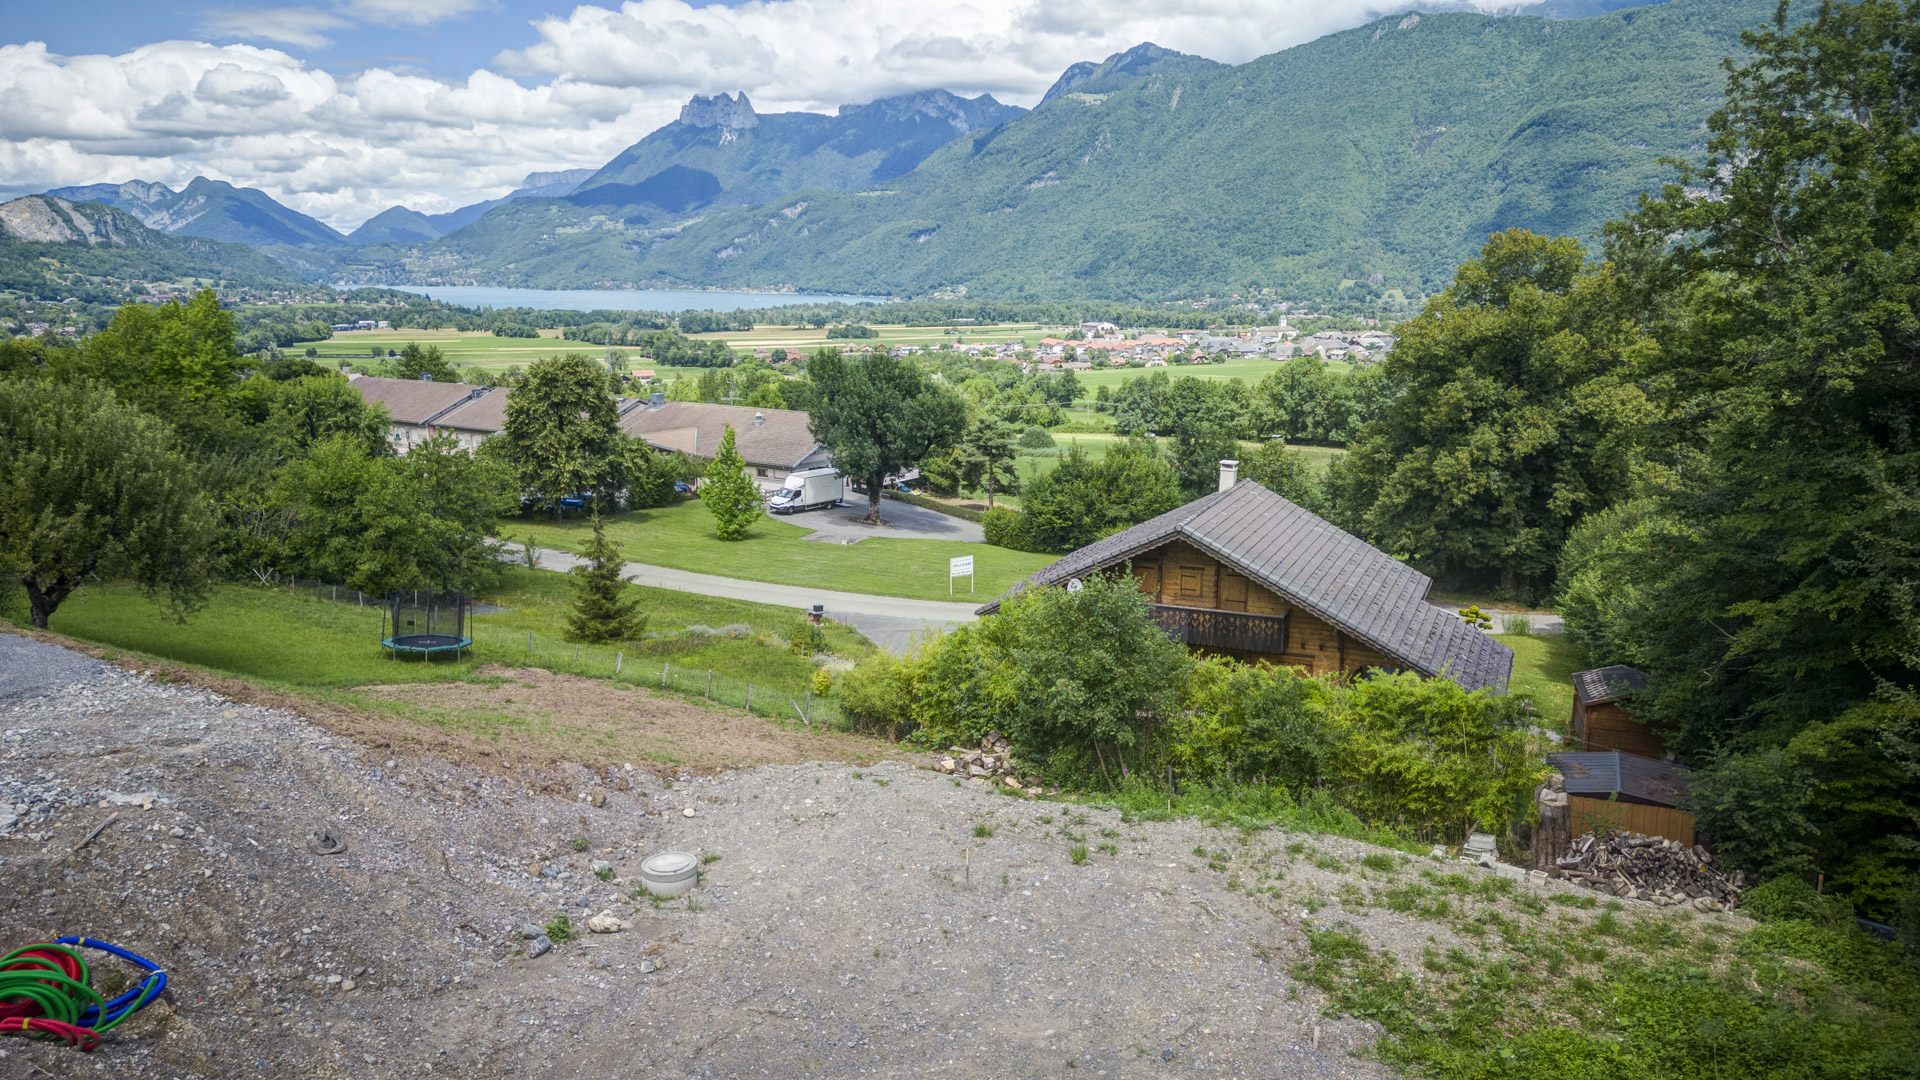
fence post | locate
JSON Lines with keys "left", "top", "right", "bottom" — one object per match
{"left": 806, "top": 688, "right": 812, "bottom": 726}
{"left": 706, "top": 670, "right": 713, "bottom": 698}
{"left": 662, "top": 661, "right": 669, "bottom": 688}
{"left": 616, "top": 652, "right": 623, "bottom": 675}
{"left": 527, "top": 631, "right": 532, "bottom": 657}
{"left": 746, "top": 683, "right": 752, "bottom": 712}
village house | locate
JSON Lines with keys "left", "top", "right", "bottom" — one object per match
{"left": 977, "top": 464, "right": 1513, "bottom": 692}
{"left": 1568, "top": 665, "right": 1667, "bottom": 757}
{"left": 619, "top": 396, "right": 831, "bottom": 491}
{"left": 349, "top": 375, "right": 493, "bottom": 452}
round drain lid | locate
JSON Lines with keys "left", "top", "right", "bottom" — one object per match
{"left": 640, "top": 851, "right": 700, "bottom": 896}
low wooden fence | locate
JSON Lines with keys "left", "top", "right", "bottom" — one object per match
{"left": 1567, "top": 796, "right": 1696, "bottom": 846}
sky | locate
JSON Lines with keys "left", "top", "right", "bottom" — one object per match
{"left": 0, "top": 0, "right": 1461, "bottom": 231}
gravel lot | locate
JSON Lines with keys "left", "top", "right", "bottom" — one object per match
{"left": 2, "top": 630, "right": 1707, "bottom": 1078}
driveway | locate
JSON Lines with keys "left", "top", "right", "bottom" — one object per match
{"left": 774, "top": 498, "right": 984, "bottom": 544}
{"left": 524, "top": 545, "right": 978, "bottom": 653}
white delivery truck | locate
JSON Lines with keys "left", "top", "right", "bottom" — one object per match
{"left": 767, "top": 467, "right": 844, "bottom": 514}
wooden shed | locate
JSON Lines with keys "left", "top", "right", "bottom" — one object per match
{"left": 1547, "top": 750, "right": 1696, "bottom": 846}
{"left": 977, "top": 479, "right": 1513, "bottom": 693}
{"left": 1570, "top": 666, "right": 1667, "bottom": 758}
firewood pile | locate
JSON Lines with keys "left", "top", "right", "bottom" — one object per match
{"left": 933, "top": 731, "right": 1054, "bottom": 794}
{"left": 1554, "top": 830, "right": 1742, "bottom": 910}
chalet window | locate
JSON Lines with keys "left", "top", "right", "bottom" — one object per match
{"left": 1176, "top": 564, "right": 1206, "bottom": 600}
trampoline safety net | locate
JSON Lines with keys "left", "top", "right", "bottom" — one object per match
{"left": 382, "top": 590, "right": 472, "bottom": 657}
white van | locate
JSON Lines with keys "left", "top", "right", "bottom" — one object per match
{"left": 767, "top": 468, "right": 844, "bottom": 514}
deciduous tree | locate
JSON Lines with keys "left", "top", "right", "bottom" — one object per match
{"left": 499, "top": 354, "right": 626, "bottom": 518}
{"left": 0, "top": 380, "right": 212, "bottom": 629}
{"left": 807, "top": 349, "right": 966, "bottom": 524}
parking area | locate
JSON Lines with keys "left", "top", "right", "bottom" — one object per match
{"left": 777, "top": 498, "right": 985, "bottom": 543}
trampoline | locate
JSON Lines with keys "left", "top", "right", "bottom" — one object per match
{"left": 381, "top": 590, "right": 472, "bottom": 659}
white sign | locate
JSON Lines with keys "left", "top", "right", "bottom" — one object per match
{"left": 1066, "top": 577, "right": 1084, "bottom": 594}
{"left": 949, "top": 555, "right": 975, "bottom": 595}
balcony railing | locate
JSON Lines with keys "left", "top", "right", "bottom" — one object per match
{"left": 1148, "top": 604, "right": 1290, "bottom": 654}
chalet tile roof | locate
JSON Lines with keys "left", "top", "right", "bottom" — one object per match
{"left": 1547, "top": 750, "right": 1691, "bottom": 808}
{"left": 1573, "top": 665, "right": 1649, "bottom": 707}
{"left": 350, "top": 376, "right": 486, "bottom": 425}
{"left": 618, "top": 401, "right": 824, "bottom": 469}
{"left": 976, "top": 481, "right": 1514, "bottom": 693}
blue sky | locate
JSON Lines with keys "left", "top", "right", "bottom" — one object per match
{"left": 0, "top": 1, "right": 1436, "bottom": 228}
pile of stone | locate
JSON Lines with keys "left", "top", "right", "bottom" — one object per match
{"left": 934, "top": 731, "right": 1053, "bottom": 794}
{"left": 1554, "top": 831, "right": 1742, "bottom": 910}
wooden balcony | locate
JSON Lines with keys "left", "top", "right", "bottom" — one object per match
{"left": 1148, "top": 604, "right": 1290, "bottom": 654}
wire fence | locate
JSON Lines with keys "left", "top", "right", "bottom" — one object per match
{"left": 274, "top": 579, "right": 843, "bottom": 729}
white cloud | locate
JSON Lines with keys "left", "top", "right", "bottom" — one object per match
{"left": 343, "top": 0, "right": 498, "bottom": 28}
{"left": 1, "top": 0, "right": 1454, "bottom": 231}
{"left": 496, "top": 0, "right": 1419, "bottom": 111}
{"left": 198, "top": 7, "right": 351, "bottom": 49}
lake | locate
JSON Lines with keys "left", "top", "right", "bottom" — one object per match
{"left": 386, "top": 285, "right": 886, "bottom": 313}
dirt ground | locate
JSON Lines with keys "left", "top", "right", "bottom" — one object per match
{"left": 355, "top": 665, "right": 902, "bottom": 776}
{"left": 2, "top": 630, "right": 1738, "bottom": 1078}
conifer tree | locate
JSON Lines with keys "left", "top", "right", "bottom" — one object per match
{"left": 702, "top": 424, "right": 763, "bottom": 541}
{"left": 565, "top": 512, "right": 646, "bottom": 644}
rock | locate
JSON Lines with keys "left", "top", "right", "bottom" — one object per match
{"left": 967, "top": 765, "right": 988, "bottom": 778}
{"left": 588, "top": 787, "right": 607, "bottom": 808}
{"left": 590, "top": 860, "right": 613, "bottom": 875}
{"left": 682, "top": 807, "right": 698, "bottom": 818}
{"left": 99, "top": 791, "right": 156, "bottom": 810}
{"left": 936, "top": 757, "right": 957, "bottom": 774}
{"left": 519, "top": 923, "right": 545, "bottom": 940}
{"left": 527, "top": 935, "right": 553, "bottom": 959}
{"left": 639, "top": 959, "right": 658, "bottom": 974}
{"left": 340, "top": 979, "right": 356, "bottom": 991}
{"left": 326, "top": 974, "right": 342, "bottom": 984}
{"left": 586, "top": 910, "right": 628, "bottom": 934}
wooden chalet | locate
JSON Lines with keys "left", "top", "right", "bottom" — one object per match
{"left": 976, "top": 475, "right": 1513, "bottom": 692}
{"left": 1570, "top": 665, "right": 1666, "bottom": 757}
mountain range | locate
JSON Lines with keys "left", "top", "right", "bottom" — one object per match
{"left": 12, "top": 0, "right": 1777, "bottom": 303}
{"left": 0, "top": 195, "right": 304, "bottom": 297}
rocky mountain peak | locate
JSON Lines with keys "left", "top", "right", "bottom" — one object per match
{"left": 679, "top": 92, "right": 759, "bottom": 130}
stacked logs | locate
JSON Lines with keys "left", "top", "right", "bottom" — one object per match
{"left": 1554, "top": 831, "right": 1742, "bottom": 910}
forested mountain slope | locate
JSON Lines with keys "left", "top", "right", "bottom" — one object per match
{"left": 598, "top": 0, "right": 1769, "bottom": 300}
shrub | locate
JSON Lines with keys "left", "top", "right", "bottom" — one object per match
{"left": 1017, "top": 425, "right": 1056, "bottom": 450}
{"left": 833, "top": 651, "right": 917, "bottom": 739}
{"left": 810, "top": 667, "right": 833, "bottom": 696}
{"left": 981, "top": 506, "right": 1034, "bottom": 550}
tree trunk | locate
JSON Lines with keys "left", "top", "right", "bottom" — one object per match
{"left": 986, "top": 467, "right": 995, "bottom": 509}
{"left": 865, "top": 477, "right": 885, "bottom": 525}
{"left": 23, "top": 579, "right": 61, "bottom": 630}
{"left": 1532, "top": 771, "right": 1571, "bottom": 871}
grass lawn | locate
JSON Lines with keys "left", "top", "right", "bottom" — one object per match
{"left": 45, "top": 568, "right": 870, "bottom": 694}
{"left": 1493, "top": 631, "right": 1582, "bottom": 730}
{"left": 513, "top": 499, "right": 1054, "bottom": 602}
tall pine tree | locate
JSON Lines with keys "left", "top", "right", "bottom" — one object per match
{"left": 565, "top": 512, "right": 647, "bottom": 644}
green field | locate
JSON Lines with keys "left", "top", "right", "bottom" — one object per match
{"left": 44, "top": 567, "right": 869, "bottom": 693}
{"left": 513, "top": 499, "right": 1054, "bottom": 602}
{"left": 1065, "top": 354, "right": 1354, "bottom": 390}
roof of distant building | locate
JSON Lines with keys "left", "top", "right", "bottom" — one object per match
{"left": 1547, "top": 750, "right": 1691, "bottom": 808}
{"left": 351, "top": 376, "right": 484, "bottom": 425}
{"left": 619, "top": 401, "right": 824, "bottom": 469}
{"left": 1573, "top": 665, "right": 1649, "bottom": 707}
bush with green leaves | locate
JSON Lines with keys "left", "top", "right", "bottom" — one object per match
{"left": 980, "top": 506, "right": 1034, "bottom": 551}
{"left": 1016, "top": 425, "right": 1056, "bottom": 450}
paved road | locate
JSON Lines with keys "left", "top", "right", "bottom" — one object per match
{"left": 524, "top": 546, "right": 979, "bottom": 652}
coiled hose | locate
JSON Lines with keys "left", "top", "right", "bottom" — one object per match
{"left": 0, "top": 938, "right": 167, "bottom": 1052}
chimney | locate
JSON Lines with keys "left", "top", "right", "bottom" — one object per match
{"left": 753, "top": 412, "right": 765, "bottom": 427}
{"left": 649, "top": 391, "right": 666, "bottom": 410}
{"left": 1218, "top": 459, "right": 1239, "bottom": 492}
